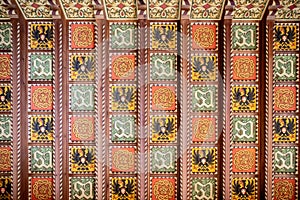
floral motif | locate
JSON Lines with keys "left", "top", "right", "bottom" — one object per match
{"left": 103, "top": 0, "right": 137, "bottom": 19}
{"left": 30, "top": 24, "right": 53, "bottom": 49}
{"left": 232, "top": 178, "right": 256, "bottom": 200}
{"left": 274, "top": 86, "right": 297, "bottom": 111}
{"left": 0, "top": 54, "right": 10, "bottom": 80}
{"left": 274, "top": 25, "right": 298, "bottom": 50}
{"left": 29, "top": 53, "right": 53, "bottom": 80}
{"left": 275, "top": 0, "right": 300, "bottom": 20}
{"left": 192, "top": 148, "right": 216, "bottom": 173}
{"left": 232, "top": 56, "right": 256, "bottom": 80}
{"left": 60, "top": 0, "right": 94, "bottom": 19}
{"left": 111, "top": 55, "right": 135, "bottom": 80}
{"left": 110, "top": 24, "right": 137, "bottom": 50}
{"left": 30, "top": 116, "right": 53, "bottom": 141}
{"left": 31, "top": 178, "right": 53, "bottom": 200}
{"left": 192, "top": 117, "right": 216, "bottom": 143}
{"left": 152, "top": 86, "right": 176, "bottom": 111}
{"left": 274, "top": 179, "right": 295, "bottom": 200}
{"left": 111, "top": 86, "right": 136, "bottom": 111}
{"left": 111, "top": 177, "right": 136, "bottom": 200}
{"left": 232, "top": 148, "right": 256, "bottom": 173}
{"left": 151, "top": 24, "right": 177, "bottom": 50}
{"left": 232, "top": 86, "right": 257, "bottom": 111}
{"left": 151, "top": 116, "right": 177, "bottom": 142}
{"left": 71, "top": 24, "right": 95, "bottom": 49}
{"left": 112, "top": 148, "right": 135, "bottom": 173}
{"left": 0, "top": 147, "right": 11, "bottom": 171}
{"left": 192, "top": 25, "right": 216, "bottom": 49}
{"left": 16, "top": 0, "right": 51, "bottom": 19}
{"left": 70, "top": 147, "right": 95, "bottom": 173}
{"left": 70, "top": 55, "right": 95, "bottom": 81}
{"left": 190, "top": 0, "right": 225, "bottom": 20}
{"left": 0, "top": 86, "right": 11, "bottom": 111}
{"left": 274, "top": 117, "right": 297, "bottom": 142}
{"left": 233, "top": 0, "right": 268, "bottom": 19}
{"left": 31, "top": 85, "right": 53, "bottom": 111}
{"left": 191, "top": 55, "right": 217, "bottom": 81}
{"left": 232, "top": 24, "right": 257, "bottom": 50}
{"left": 148, "top": 0, "right": 181, "bottom": 20}
{"left": 71, "top": 116, "right": 94, "bottom": 141}
{"left": 152, "top": 178, "right": 175, "bottom": 200}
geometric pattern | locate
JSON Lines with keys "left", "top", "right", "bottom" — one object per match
{"left": 29, "top": 53, "right": 53, "bottom": 80}
{"left": 150, "top": 54, "right": 176, "bottom": 81}
{"left": 31, "top": 177, "right": 53, "bottom": 200}
{"left": 103, "top": 0, "right": 137, "bottom": 20}
{"left": 274, "top": 54, "right": 298, "bottom": 81}
{"left": 192, "top": 85, "right": 217, "bottom": 112}
{"left": 29, "top": 23, "right": 53, "bottom": 50}
{"left": 191, "top": 55, "right": 217, "bottom": 81}
{"left": 70, "top": 85, "right": 95, "bottom": 112}
{"left": 189, "top": 0, "right": 225, "bottom": 20}
{"left": 0, "top": 23, "right": 12, "bottom": 50}
{"left": 191, "top": 178, "right": 216, "bottom": 200}
{"left": 70, "top": 24, "right": 95, "bottom": 49}
{"left": 192, "top": 147, "right": 217, "bottom": 173}
{"left": 191, "top": 117, "right": 216, "bottom": 143}
{"left": 232, "top": 55, "right": 257, "bottom": 81}
{"left": 110, "top": 23, "right": 137, "bottom": 50}
{"left": 232, "top": 148, "right": 256, "bottom": 173}
{"left": 231, "top": 116, "right": 257, "bottom": 143}
{"left": 232, "top": 24, "right": 257, "bottom": 50}
{"left": 151, "top": 147, "right": 176, "bottom": 173}
{"left": 151, "top": 24, "right": 177, "bottom": 50}
{"left": 59, "top": 0, "right": 94, "bottom": 19}
{"left": 70, "top": 177, "right": 95, "bottom": 200}
{"left": 192, "top": 25, "right": 217, "bottom": 50}
{"left": 30, "top": 85, "right": 53, "bottom": 111}
{"left": 70, "top": 116, "right": 95, "bottom": 142}
{"left": 110, "top": 115, "right": 136, "bottom": 143}
{"left": 232, "top": 178, "right": 256, "bottom": 200}
{"left": 30, "top": 146, "right": 53, "bottom": 173}
{"left": 0, "top": 147, "right": 11, "bottom": 171}
{"left": 152, "top": 177, "right": 176, "bottom": 200}
{"left": 273, "top": 178, "right": 296, "bottom": 200}
{"left": 274, "top": 147, "right": 297, "bottom": 174}
{"left": 0, "top": 115, "right": 11, "bottom": 141}
{"left": 151, "top": 85, "right": 176, "bottom": 111}
{"left": 111, "top": 147, "right": 135, "bottom": 173}
{"left": 147, "top": 0, "right": 181, "bottom": 20}
{"left": 273, "top": 86, "right": 297, "bottom": 112}
{"left": 0, "top": 54, "right": 11, "bottom": 80}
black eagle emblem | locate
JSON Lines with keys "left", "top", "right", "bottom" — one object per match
{"left": 71, "top": 148, "right": 95, "bottom": 171}
{"left": 0, "top": 178, "right": 11, "bottom": 200}
{"left": 32, "top": 25, "right": 53, "bottom": 46}
{"left": 72, "top": 56, "right": 95, "bottom": 80}
{"left": 112, "top": 87, "right": 134, "bottom": 109}
{"left": 274, "top": 26, "right": 296, "bottom": 49}
{"left": 193, "top": 149, "right": 215, "bottom": 172}
{"left": 275, "top": 118, "right": 295, "bottom": 141}
{"left": 153, "top": 25, "right": 175, "bottom": 47}
{"left": 0, "top": 87, "right": 11, "bottom": 110}
{"left": 232, "top": 179, "right": 255, "bottom": 198}
{"left": 32, "top": 117, "right": 53, "bottom": 140}
{"left": 112, "top": 179, "right": 135, "bottom": 200}
{"left": 232, "top": 87, "right": 255, "bottom": 110}
{"left": 153, "top": 118, "right": 175, "bottom": 141}
{"left": 192, "top": 57, "right": 215, "bottom": 79}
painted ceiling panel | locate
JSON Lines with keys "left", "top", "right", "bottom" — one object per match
{"left": 275, "top": 0, "right": 300, "bottom": 20}
{"left": 59, "top": 0, "right": 94, "bottom": 19}
{"left": 15, "top": 0, "right": 52, "bottom": 19}
{"left": 0, "top": 0, "right": 10, "bottom": 19}
{"left": 147, "top": 0, "right": 181, "bottom": 20}
{"left": 232, "top": 0, "right": 270, "bottom": 20}
{"left": 189, "top": 0, "right": 225, "bottom": 20}
{"left": 103, "top": 0, "right": 138, "bottom": 20}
